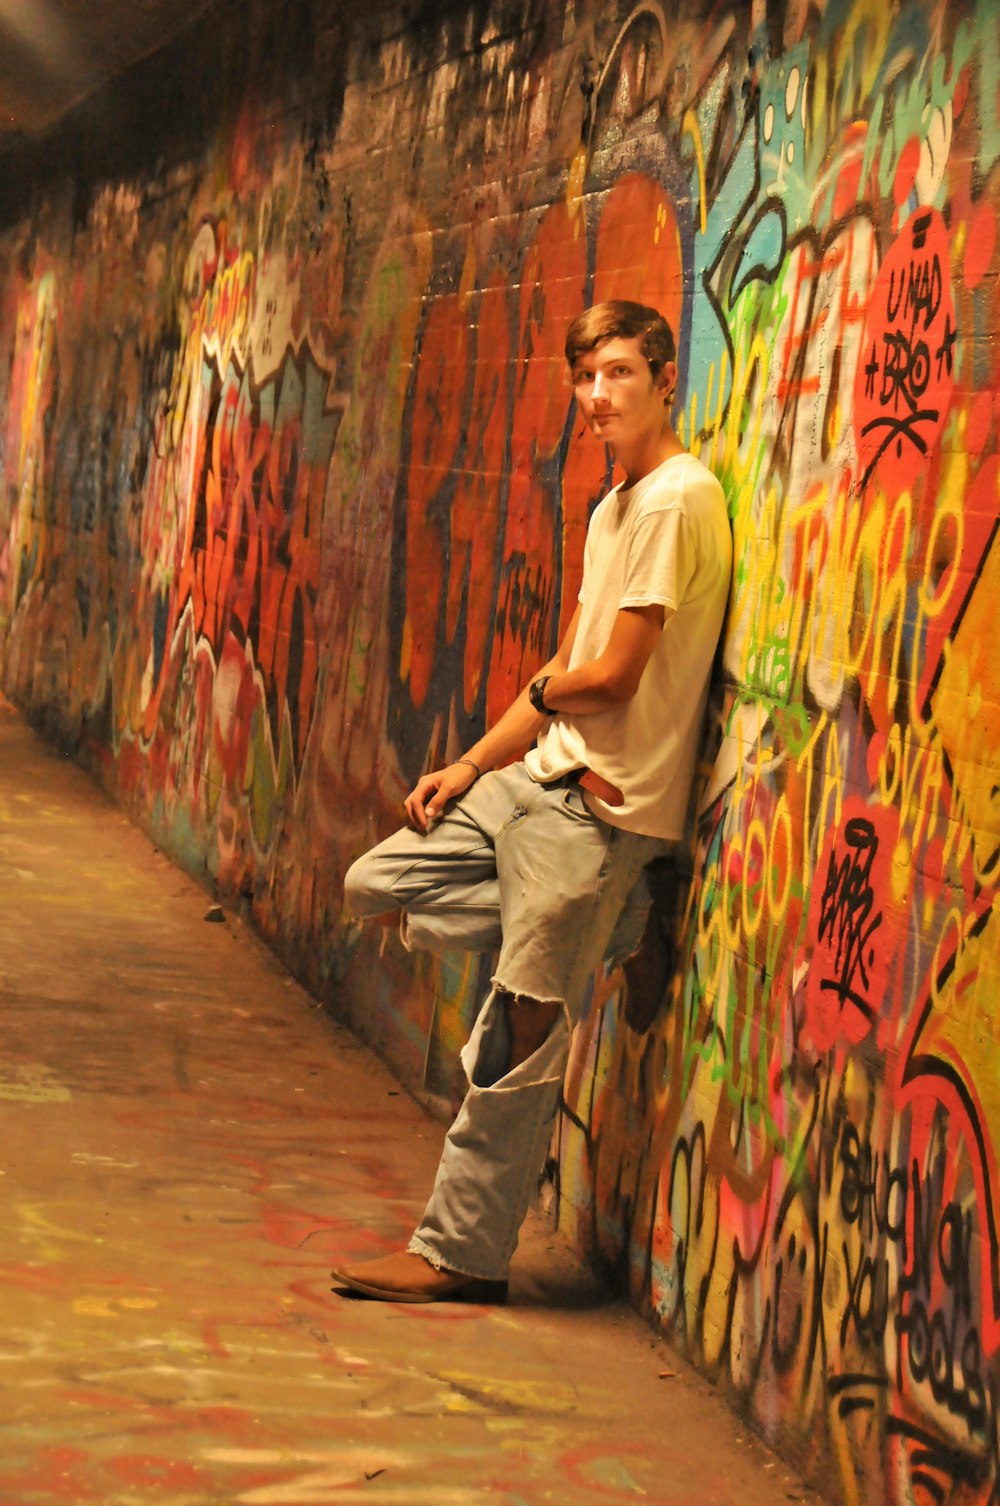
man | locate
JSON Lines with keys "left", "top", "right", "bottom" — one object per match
{"left": 332, "top": 300, "right": 732, "bottom": 1302}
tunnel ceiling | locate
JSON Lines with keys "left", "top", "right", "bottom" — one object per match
{"left": 0, "top": 0, "right": 212, "bottom": 141}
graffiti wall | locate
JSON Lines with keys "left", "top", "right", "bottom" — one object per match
{"left": 1, "top": 0, "right": 999, "bottom": 1498}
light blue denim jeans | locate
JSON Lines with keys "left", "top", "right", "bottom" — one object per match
{"left": 343, "top": 762, "right": 671, "bottom": 1280}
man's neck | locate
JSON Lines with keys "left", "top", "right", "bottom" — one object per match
{"left": 615, "top": 424, "right": 685, "bottom": 489}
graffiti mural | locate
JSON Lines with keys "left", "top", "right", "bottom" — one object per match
{"left": 1, "top": 0, "right": 1000, "bottom": 1501}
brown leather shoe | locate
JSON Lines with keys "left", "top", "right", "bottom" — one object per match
{"left": 330, "top": 1251, "right": 507, "bottom": 1304}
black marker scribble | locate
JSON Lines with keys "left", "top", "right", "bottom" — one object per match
{"left": 817, "top": 818, "right": 883, "bottom": 1019}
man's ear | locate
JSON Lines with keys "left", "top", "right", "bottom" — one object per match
{"left": 658, "top": 360, "right": 678, "bottom": 406}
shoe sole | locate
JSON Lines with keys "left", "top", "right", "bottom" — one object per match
{"left": 331, "top": 1267, "right": 508, "bottom": 1305}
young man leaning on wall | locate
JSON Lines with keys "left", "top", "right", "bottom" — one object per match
{"left": 332, "top": 300, "right": 733, "bottom": 1302}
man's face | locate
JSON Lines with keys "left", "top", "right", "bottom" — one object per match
{"left": 570, "top": 336, "right": 676, "bottom": 447}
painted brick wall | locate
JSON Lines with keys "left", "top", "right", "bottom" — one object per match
{"left": 1, "top": 0, "right": 998, "bottom": 1498}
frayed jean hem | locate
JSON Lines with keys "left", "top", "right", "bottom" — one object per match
{"left": 405, "top": 1233, "right": 506, "bottom": 1282}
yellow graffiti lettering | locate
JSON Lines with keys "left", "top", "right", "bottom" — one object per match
{"left": 200, "top": 248, "right": 256, "bottom": 369}
{"left": 842, "top": 491, "right": 880, "bottom": 680}
{"left": 707, "top": 350, "right": 729, "bottom": 476}
{"left": 876, "top": 721, "right": 944, "bottom": 854}
{"left": 742, "top": 817, "right": 768, "bottom": 940}
{"left": 733, "top": 483, "right": 782, "bottom": 688}
{"left": 696, "top": 859, "right": 727, "bottom": 1004}
{"left": 767, "top": 793, "right": 793, "bottom": 925}
{"left": 917, "top": 479, "right": 964, "bottom": 623}
{"left": 818, "top": 719, "right": 844, "bottom": 846}
{"left": 722, "top": 826, "right": 746, "bottom": 953}
{"left": 682, "top": 108, "right": 708, "bottom": 236}
{"left": 929, "top": 901, "right": 990, "bottom": 1020}
{"left": 795, "top": 710, "right": 828, "bottom": 897}
{"left": 910, "top": 449, "right": 965, "bottom": 737}
{"left": 930, "top": 905, "right": 962, "bottom": 1015}
{"left": 864, "top": 489, "right": 910, "bottom": 710}
{"left": 785, "top": 486, "right": 827, "bottom": 672}
{"left": 878, "top": 720, "right": 902, "bottom": 808}
{"left": 722, "top": 332, "right": 769, "bottom": 490}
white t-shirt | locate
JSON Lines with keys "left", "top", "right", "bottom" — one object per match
{"left": 524, "top": 452, "right": 731, "bottom": 839}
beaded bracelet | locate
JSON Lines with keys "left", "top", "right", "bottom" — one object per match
{"left": 454, "top": 757, "right": 481, "bottom": 780}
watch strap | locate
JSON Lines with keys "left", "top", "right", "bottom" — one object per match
{"left": 529, "top": 676, "right": 553, "bottom": 714}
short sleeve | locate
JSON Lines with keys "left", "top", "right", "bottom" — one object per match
{"left": 619, "top": 506, "right": 695, "bottom": 612}
{"left": 578, "top": 517, "right": 596, "bottom": 603}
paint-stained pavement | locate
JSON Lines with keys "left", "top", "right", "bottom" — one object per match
{"left": 0, "top": 695, "right": 820, "bottom": 1506}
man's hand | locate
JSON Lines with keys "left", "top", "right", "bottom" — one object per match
{"left": 403, "top": 762, "right": 479, "bottom": 832}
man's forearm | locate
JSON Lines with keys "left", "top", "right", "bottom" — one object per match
{"left": 461, "top": 683, "right": 547, "bottom": 773}
{"left": 538, "top": 659, "right": 632, "bottom": 715}
{"left": 461, "top": 658, "right": 625, "bottom": 775}
{"left": 456, "top": 598, "right": 654, "bottom": 772}
{"left": 541, "top": 605, "right": 665, "bottom": 715}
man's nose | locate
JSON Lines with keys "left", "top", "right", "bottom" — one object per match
{"left": 592, "top": 371, "right": 608, "bottom": 401}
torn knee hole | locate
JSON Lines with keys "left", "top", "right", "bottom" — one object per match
{"left": 503, "top": 994, "right": 564, "bottom": 1066}
{"left": 510, "top": 996, "right": 560, "bottom": 1018}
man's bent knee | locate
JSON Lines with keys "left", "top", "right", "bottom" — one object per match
{"left": 343, "top": 851, "right": 394, "bottom": 918}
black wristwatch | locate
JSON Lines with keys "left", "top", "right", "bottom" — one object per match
{"left": 529, "top": 675, "right": 554, "bottom": 714}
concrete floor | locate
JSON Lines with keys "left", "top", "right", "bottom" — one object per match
{"left": 0, "top": 694, "right": 821, "bottom": 1506}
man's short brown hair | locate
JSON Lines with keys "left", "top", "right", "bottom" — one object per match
{"left": 565, "top": 300, "right": 676, "bottom": 380}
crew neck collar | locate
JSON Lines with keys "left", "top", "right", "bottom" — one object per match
{"left": 616, "top": 450, "right": 688, "bottom": 499}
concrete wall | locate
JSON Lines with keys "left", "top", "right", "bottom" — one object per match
{"left": 1, "top": 0, "right": 999, "bottom": 1497}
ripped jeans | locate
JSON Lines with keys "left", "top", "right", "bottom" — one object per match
{"left": 343, "top": 762, "right": 671, "bottom": 1281}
